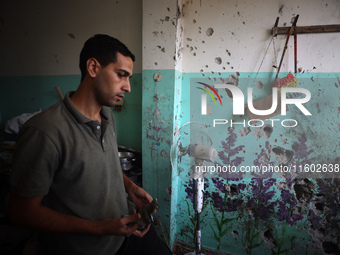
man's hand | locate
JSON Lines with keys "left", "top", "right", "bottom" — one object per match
{"left": 101, "top": 212, "right": 150, "bottom": 237}
{"left": 9, "top": 192, "right": 150, "bottom": 237}
{"left": 123, "top": 174, "right": 153, "bottom": 210}
{"left": 128, "top": 185, "right": 153, "bottom": 210}
{"left": 122, "top": 174, "right": 155, "bottom": 237}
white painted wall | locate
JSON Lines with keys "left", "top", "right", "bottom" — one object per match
{"left": 0, "top": 0, "right": 142, "bottom": 76}
{"left": 143, "top": 0, "right": 340, "bottom": 73}
{"left": 3, "top": 0, "right": 337, "bottom": 75}
{"left": 142, "top": 0, "right": 180, "bottom": 71}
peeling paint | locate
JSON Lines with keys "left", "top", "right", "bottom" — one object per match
{"left": 238, "top": 127, "right": 251, "bottom": 137}
{"left": 252, "top": 124, "right": 273, "bottom": 139}
{"left": 215, "top": 57, "right": 222, "bottom": 65}
{"left": 256, "top": 80, "right": 264, "bottom": 89}
{"left": 260, "top": 229, "right": 277, "bottom": 250}
{"left": 293, "top": 179, "right": 313, "bottom": 206}
{"left": 206, "top": 27, "right": 214, "bottom": 36}
{"left": 166, "top": 186, "right": 172, "bottom": 196}
{"left": 271, "top": 146, "right": 294, "bottom": 165}
{"left": 231, "top": 230, "right": 239, "bottom": 237}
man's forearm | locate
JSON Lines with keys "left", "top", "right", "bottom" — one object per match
{"left": 123, "top": 173, "right": 137, "bottom": 193}
{"left": 122, "top": 174, "right": 153, "bottom": 210}
{"left": 9, "top": 192, "right": 146, "bottom": 238}
{"left": 9, "top": 192, "right": 106, "bottom": 235}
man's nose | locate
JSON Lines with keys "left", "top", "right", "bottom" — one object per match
{"left": 123, "top": 79, "right": 131, "bottom": 93}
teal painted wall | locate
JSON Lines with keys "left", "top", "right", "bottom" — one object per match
{"left": 171, "top": 71, "right": 340, "bottom": 254}
{"left": 112, "top": 73, "right": 143, "bottom": 151}
{"left": 1, "top": 71, "right": 338, "bottom": 254}
{"left": 0, "top": 74, "right": 143, "bottom": 150}
{"left": 141, "top": 69, "right": 184, "bottom": 246}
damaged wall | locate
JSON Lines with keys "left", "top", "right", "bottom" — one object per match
{"left": 142, "top": 0, "right": 340, "bottom": 253}
{"left": 1, "top": 0, "right": 339, "bottom": 253}
{"left": 177, "top": 0, "right": 340, "bottom": 253}
{"left": 142, "top": 0, "right": 183, "bottom": 245}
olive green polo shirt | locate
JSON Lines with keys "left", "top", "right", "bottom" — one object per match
{"left": 11, "top": 92, "right": 128, "bottom": 255}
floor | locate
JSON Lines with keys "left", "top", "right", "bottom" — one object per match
{"left": 172, "top": 240, "right": 232, "bottom": 255}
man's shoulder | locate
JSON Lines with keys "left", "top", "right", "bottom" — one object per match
{"left": 24, "top": 101, "right": 69, "bottom": 132}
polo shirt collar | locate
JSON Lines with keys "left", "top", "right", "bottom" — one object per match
{"left": 63, "top": 91, "right": 109, "bottom": 124}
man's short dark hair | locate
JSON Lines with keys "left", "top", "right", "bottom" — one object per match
{"left": 79, "top": 34, "right": 135, "bottom": 81}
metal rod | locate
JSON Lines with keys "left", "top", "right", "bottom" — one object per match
{"left": 194, "top": 177, "right": 204, "bottom": 255}
{"left": 196, "top": 212, "right": 201, "bottom": 254}
{"left": 294, "top": 27, "right": 297, "bottom": 73}
{"left": 275, "top": 15, "right": 299, "bottom": 80}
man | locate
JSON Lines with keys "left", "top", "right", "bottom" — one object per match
{"left": 9, "top": 34, "right": 171, "bottom": 255}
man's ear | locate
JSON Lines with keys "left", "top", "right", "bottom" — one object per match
{"left": 87, "top": 58, "right": 101, "bottom": 78}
